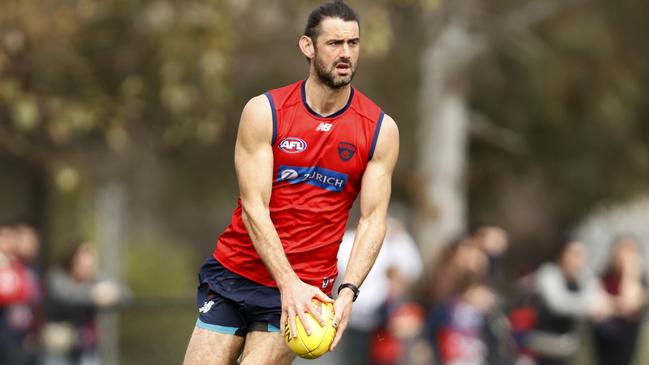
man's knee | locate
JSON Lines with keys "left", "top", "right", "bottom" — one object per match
{"left": 183, "top": 326, "right": 244, "bottom": 365}
{"left": 239, "top": 331, "right": 295, "bottom": 365}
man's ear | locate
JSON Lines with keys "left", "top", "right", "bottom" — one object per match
{"left": 299, "top": 35, "right": 315, "bottom": 60}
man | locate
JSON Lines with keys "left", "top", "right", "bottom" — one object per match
{"left": 531, "top": 239, "right": 610, "bottom": 365}
{"left": 183, "top": 1, "right": 399, "bottom": 364}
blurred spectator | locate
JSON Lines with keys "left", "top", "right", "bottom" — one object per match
{"left": 431, "top": 279, "right": 496, "bottom": 365}
{"left": 473, "top": 226, "right": 509, "bottom": 291}
{"left": 9, "top": 223, "right": 42, "bottom": 364}
{"left": 528, "top": 239, "right": 610, "bottom": 365}
{"left": 0, "top": 222, "right": 41, "bottom": 365}
{"left": 336, "top": 217, "right": 424, "bottom": 365}
{"left": 425, "top": 237, "right": 494, "bottom": 365}
{"left": 472, "top": 226, "right": 515, "bottom": 365}
{"left": 426, "top": 237, "right": 488, "bottom": 305}
{"left": 42, "top": 242, "right": 128, "bottom": 365}
{"left": 370, "top": 268, "right": 431, "bottom": 365}
{"left": 593, "top": 236, "right": 648, "bottom": 365}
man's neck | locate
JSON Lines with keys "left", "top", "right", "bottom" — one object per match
{"left": 304, "top": 77, "right": 351, "bottom": 117}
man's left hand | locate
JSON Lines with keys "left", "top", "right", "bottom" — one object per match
{"left": 329, "top": 289, "right": 354, "bottom": 351}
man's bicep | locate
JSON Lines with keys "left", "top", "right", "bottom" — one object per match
{"left": 358, "top": 163, "right": 391, "bottom": 220}
{"left": 234, "top": 95, "right": 275, "bottom": 206}
{"left": 359, "top": 115, "right": 399, "bottom": 218}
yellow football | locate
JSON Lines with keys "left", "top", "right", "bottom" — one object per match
{"left": 284, "top": 299, "right": 336, "bottom": 359}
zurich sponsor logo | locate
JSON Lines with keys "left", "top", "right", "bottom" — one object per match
{"left": 278, "top": 137, "right": 307, "bottom": 153}
{"left": 276, "top": 165, "right": 348, "bottom": 192}
{"left": 279, "top": 169, "right": 299, "bottom": 181}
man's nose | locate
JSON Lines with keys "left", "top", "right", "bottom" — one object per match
{"left": 340, "top": 43, "right": 351, "bottom": 58}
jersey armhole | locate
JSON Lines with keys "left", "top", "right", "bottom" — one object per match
{"left": 264, "top": 92, "right": 278, "bottom": 146}
{"left": 368, "top": 111, "right": 385, "bottom": 161}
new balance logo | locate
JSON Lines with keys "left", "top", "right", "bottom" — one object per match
{"left": 315, "top": 122, "right": 333, "bottom": 132}
{"left": 199, "top": 300, "right": 215, "bottom": 313}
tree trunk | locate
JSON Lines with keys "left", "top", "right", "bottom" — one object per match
{"left": 415, "top": 0, "right": 482, "bottom": 261}
{"left": 95, "top": 180, "right": 126, "bottom": 365}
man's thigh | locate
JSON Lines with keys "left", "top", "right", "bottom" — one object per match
{"left": 239, "top": 330, "right": 296, "bottom": 365}
{"left": 183, "top": 327, "right": 244, "bottom": 365}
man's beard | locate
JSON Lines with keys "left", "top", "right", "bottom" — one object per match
{"left": 313, "top": 52, "right": 356, "bottom": 89}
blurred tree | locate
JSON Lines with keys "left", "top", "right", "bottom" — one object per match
{"left": 0, "top": 0, "right": 234, "bottom": 170}
{"left": 469, "top": 0, "right": 649, "bottom": 265}
{"left": 414, "top": 0, "right": 479, "bottom": 261}
{"left": 409, "top": 0, "right": 649, "bottom": 265}
{"left": 1, "top": 2, "right": 237, "bottom": 364}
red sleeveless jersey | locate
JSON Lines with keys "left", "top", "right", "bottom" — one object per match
{"left": 214, "top": 80, "right": 384, "bottom": 294}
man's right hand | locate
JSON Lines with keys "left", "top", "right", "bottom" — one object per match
{"left": 279, "top": 276, "right": 334, "bottom": 338}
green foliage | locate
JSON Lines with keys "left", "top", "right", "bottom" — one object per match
{"left": 469, "top": 0, "right": 649, "bottom": 253}
{"left": 0, "top": 0, "right": 233, "bottom": 162}
{"left": 0, "top": 0, "right": 419, "bottom": 165}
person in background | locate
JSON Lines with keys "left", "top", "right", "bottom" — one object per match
{"left": 336, "top": 216, "right": 424, "bottom": 365}
{"left": 425, "top": 237, "right": 488, "bottom": 307}
{"left": 434, "top": 278, "right": 496, "bottom": 365}
{"left": 473, "top": 226, "right": 509, "bottom": 291}
{"left": 472, "top": 226, "right": 514, "bottom": 365}
{"left": 43, "top": 242, "right": 127, "bottom": 365}
{"left": 508, "top": 267, "right": 541, "bottom": 365}
{"left": 8, "top": 223, "right": 42, "bottom": 365}
{"left": 531, "top": 239, "right": 611, "bottom": 365}
{"left": 593, "top": 236, "right": 647, "bottom": 365}
{"left": 0, "top": 222, "right": 41, "bottom": 365}
{"left": 425, "top": 237, "right": 495, "bottom": 365}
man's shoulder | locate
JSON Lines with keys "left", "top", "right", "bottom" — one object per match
{"left": 350, "top": 87, "right": 384, "bottom": 122}
{"left": 265, "top": 80, "right": 303, "bottom": 109}
{"left": 242, "top": 79, "right": 301, "bottom": 118}
{"left": 267, "top": 80, "right": 302, "bottom": 93}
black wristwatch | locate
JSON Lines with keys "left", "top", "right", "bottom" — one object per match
{"left": 337, "top": 283, "right": 360, "bottom": 302}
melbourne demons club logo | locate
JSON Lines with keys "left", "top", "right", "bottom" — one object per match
{"left": 278, "top": 137, "right": 307, "bottom": 153}
{"left": 338, "top": 142, "right": 356, "bottom": 162}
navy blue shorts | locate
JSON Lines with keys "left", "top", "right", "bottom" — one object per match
{"left": 195, "top": 256, "right": 281, "bottom": 336}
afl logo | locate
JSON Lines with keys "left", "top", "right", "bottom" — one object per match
{"left": 278, "top": 137, "right": 307, "bottom": 153}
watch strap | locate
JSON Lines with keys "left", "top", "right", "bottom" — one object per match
{"left": 337, "top": 283, "right": 360, "bottom": 302}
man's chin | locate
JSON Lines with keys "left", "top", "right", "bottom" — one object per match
{"left": 331, "top": 75, "right": 353, "bottom": 88}
{"left": 316, "top": 70, "right": 354, "bottom": 89}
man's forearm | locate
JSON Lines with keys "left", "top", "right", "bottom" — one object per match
{"left": 341, "top": 217, "right": 387, "bottom": 288}
{"left": 241, "top": 205, "right": 298, "bottom": 286}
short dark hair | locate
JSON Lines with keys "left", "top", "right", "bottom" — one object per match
{"left": 304, "top": 0, "right": 359, "bottom": 41}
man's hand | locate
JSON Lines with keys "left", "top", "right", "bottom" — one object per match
{"left": 329, "top": 288, "right": 354, "bottom": 351}
{"left": 279, "top": 277, "right": 333, "bottom": 339}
